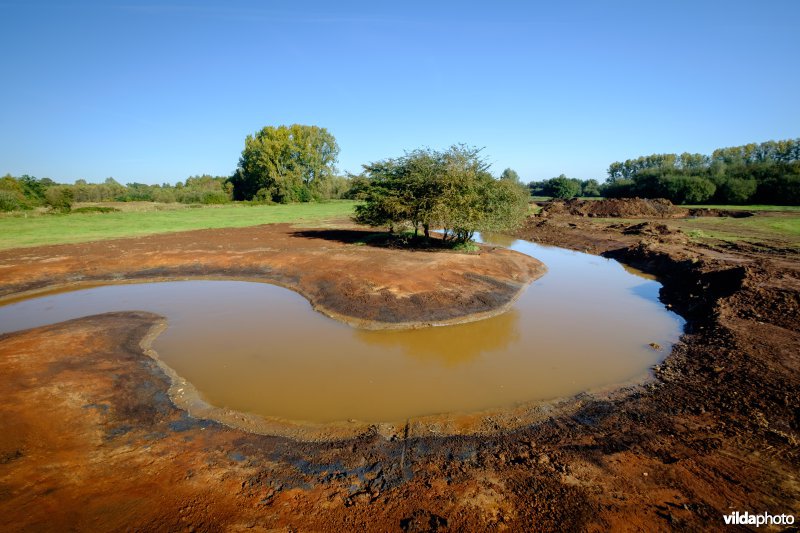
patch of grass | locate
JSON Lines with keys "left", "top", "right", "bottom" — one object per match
{"left": 452, "top": 241, "right": 480, "bottom": 252}
{"left": 0, "top": 201, "right": 356, "bottom": 250}
{"left": 761, "top": 217, "right": 800, "bottom": 235}
{"left": 677, "top": 216, "right": 800, "bottom": 247}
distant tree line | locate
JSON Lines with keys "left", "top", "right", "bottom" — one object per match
{"left": 603, "top": 139, "right": 800, "bottom": 204}
{"left": 523, "top": 138, "right": 799, "bottom": 205}
{"left": 527, "top": 175, "right": 602, "bottom": 199}
{"left": 0, "top": 174, "right": 238, "bottom": 212}
{"left": 0, "top": 124, "right": 355, "bottom": 213}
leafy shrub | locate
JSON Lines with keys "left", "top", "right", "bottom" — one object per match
{"left": 178, "top": 189, "right": 231, "bottom": 204}
{"left": 660, "top": 176, "right": 716, "bottom": 204}
{"left": 0, "top": 190, "right": 23, "bottom": 212}
{"left": 452, "top": 241, "right": 480, "bottom": 252}
{"left": 44, "top": 186, "right": 74, "bottom": 212}
{"left": 718, "top": 178, "right": 757, "bottom": 204}
{"left": 542, "top": 175, "right": 582, "bottom": 199}
{"left": 601, "top": 179, "right": 635, "bottom": 198}
{"left": 72, "top": 206, "right": 121, "bottom": 214}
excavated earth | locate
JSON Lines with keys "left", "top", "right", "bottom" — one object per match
{"left": 1, "top": 216, "right": 799, "bottom": 531}
{"left": 0, "top": 224, "right": 544, "bottom": 328}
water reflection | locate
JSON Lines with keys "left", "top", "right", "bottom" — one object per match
{"left": 479, "top": 231, "right": 519, "bottom": 248}
{"left": 0, "top": 237, "right": 685, "bottom": 423}
{"left": 357, "top": 309, "right": 520, "bottom": 365}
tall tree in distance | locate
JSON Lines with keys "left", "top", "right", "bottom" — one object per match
{"left": 229, "top": 125, "right": 339, "bottom": 202}
{"left": 499, "top": 168, "right": 521, "bottom": 183}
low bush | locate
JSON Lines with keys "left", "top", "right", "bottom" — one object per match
{"left": 72, "top": 206, "right": 121, "bottom": 214}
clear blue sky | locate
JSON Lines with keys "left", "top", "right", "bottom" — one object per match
{"left": 1, "top": 1, "right": 798, "bottom": 185}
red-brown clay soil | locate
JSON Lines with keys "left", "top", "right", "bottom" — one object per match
{"left": 1, "top": 216, "right": 799, "bottom": 531}
{"left": 0, "top": 224, "right": 544, "bottom": 328}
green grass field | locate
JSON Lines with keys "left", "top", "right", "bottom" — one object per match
{"left": 594, "top": 213, "right": 799, "bottom": 248}
{"left": 678, "top": 215, "right": 800, "bottom": 244}
{"left": 0, "top": 201, "right": 356, "bottom": 250}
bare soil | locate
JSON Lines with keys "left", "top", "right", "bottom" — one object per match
{"left": 0, "top": 224, "right": 544, "bottom": 329}
{"left": 0, "top": 215, "right": 798, "bottom": 531}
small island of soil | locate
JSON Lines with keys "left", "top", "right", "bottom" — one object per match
{"left": 0, "top": 223, "right": 546, "bottom": 329}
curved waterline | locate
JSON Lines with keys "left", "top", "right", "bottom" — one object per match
{"left": 0, "top": 237, "right": 684, "bottom": 430}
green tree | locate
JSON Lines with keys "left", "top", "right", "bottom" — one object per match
{"left": 0, "top": 190, "right": 22, "bottom": 212}
{"left": 229, "top": 124, "right": 339, "bottom": 202}
{"left": 602, "top": 137, "right": 800, "bottom": 205}
{"left": 44, "top": 186, "right": 74, "bottom": 212}
{"left": 660, "top": 176, "right": 716, "bottom": 204}
{"left": 718, "top": 178, "right": 757, "bottom": 204}
{"left": 0, "top": 175, "right": 30, "bottom": 209}
{"left": 543, "top": 175, "right": 581, "bottom": 199}
{"left": 354, "top": 145, "right": 528, "bottom": 243}
{"left": 499, "top": 168, "right": 521, "bottom": 183}
{"left": 580, "top": 179, "right": 601, "bottom": 197}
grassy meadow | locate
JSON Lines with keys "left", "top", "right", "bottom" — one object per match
{"left": 0, "top": 201, "right": 356, "bottom": 250}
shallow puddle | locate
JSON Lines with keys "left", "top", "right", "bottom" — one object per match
{"left": 0, "top": 237, "right": 684, "bottom": 423}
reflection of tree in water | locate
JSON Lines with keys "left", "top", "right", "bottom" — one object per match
{"left": 356, "top": 309, "right": 520, "bottom": 366}
{"left": 477, "top": 231, "right": 519, "bottom": 248}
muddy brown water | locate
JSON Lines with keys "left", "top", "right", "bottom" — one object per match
{"left": 0, "top": 236, "right": 683, "bottom": 424}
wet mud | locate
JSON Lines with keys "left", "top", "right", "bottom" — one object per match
{"left": 0, "top": 218, "right": 798, "bottom": 531}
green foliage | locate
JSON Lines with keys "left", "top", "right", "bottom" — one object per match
{"left": 44, "top": 186, "right": 74, "bottom": 212}
{"left": 0, "top": 175, "right": 31, "bottom": 211}
{"left": 718, "top": 178, "right": 758, "bottom": 204}
{"left": 499, "top": 168, "right": 521, "bottom": 183}
{"left": 603, "top": 138, "right": 800, "bottom": 205}
{"left": 71, "top": 206, "right": 120, "bottom": 214}
{"left": 68, "top": 174, "right": 233, "bottom": 204}
{"left": 602, "top": 179, "right": 635, "bottom": 198}
{"left": 0, "top": 190, "right": 23, "bottom": 212}
{"left": 452, "top": 240, "right": 480, "bottom": 252}
{"left": 229, "top": 124, "right": 339, "bottom": 203}
{"left": 660, "top": 176, "right": 716, "bottom": 204}
{"left": 17, "top": 175, "right": 49, "bottom": 204}
{"left": 581, "top": 179, "right": 601, "bottom": 197}
{"left": 354, "top": 145, "right": 529, "bottom": 243}
{"left": 543, "top": 175, "right": 581, "bottom": 199}
{"left": 528, "top": 176, "right": 600, "bottom": 199}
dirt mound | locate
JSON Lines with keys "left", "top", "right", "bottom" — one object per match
{"left": 540, "top": 198, "right": 688, "bottom": 218}
{"left": 621, "top": 221, "right": 676, "bottom": 236}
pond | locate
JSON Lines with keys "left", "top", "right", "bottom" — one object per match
{"left": 0, "top": 236, "right": 684, "bottom": 424}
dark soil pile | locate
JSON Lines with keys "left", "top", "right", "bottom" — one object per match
{"left": 540, "top": 198, "right": 689, "bottom": 218}
{"left": 621, "top": 221, "right": 675, "bottom": 236}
